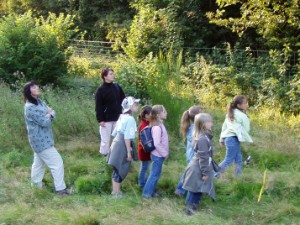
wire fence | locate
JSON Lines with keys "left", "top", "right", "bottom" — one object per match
{"left": 70, "top": 39, "right": 298, "bottom": 74}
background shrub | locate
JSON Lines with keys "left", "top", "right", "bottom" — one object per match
{"left": 0, "top": 12, "right": 76, "bottom": 87}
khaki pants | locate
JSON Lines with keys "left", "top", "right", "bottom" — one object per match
{"left": 31, "top": 146, "right": 66, "bottom": 191}
{"left": 99, "top": 121, "right": 116, "bottom": 155}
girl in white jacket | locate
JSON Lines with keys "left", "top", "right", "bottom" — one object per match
{"left": 218, "top": 95, "right": 253, "bottom": 177}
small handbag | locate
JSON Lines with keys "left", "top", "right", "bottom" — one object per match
{"left": 211, "top": 158, "right": 221, "bottom": 172}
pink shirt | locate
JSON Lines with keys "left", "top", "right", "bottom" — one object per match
{"left": 151, "top": 123, "right": 169, "bottom": 158}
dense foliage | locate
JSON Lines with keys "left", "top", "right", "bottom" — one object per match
{"left": 0, "top": 12, "right": 76, "bottom": 86}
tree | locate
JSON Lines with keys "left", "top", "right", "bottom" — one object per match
{"left": 0, "top": 12, "right": 77, "bottom": 86}
{"left": 207, "top": 0, "right": 300, "bottom": 51}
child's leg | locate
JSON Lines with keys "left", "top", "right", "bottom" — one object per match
{"left": 175, "top": 173, "right": 186, "bottom": 196}
{"left": 112, "top": 168, "right": 122, "bottom": 194}
{"left": 234, "top": 143, "right": 243, "bottom": 176}
{"left": 142, "top": 155, "right": 164, "bottom": 198}
{"left": 185, "top": 191, "right": 202, "bottom": 215}
{"left": 138, "top": 160, "right": 150, "bottom": 189}
{"left": 219, "top": 137, "right": 239, "bottom": 174}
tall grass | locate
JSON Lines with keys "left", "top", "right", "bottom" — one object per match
{"left": 1, "top": 51, "right": 300, "bottom": 224}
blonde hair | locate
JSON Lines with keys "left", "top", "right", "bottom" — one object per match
{"left": 193, "top": 113, "right": 212, "bottom": 144}
{"left": 150, "top": 105, "right": 165, "bottom": 126}
{"left": 180, "top": 105, "right": 204, "bottom": 139}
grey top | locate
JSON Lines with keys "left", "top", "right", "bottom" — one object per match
{"left": 182, "top": 131, "right": 216, "bottom": 200}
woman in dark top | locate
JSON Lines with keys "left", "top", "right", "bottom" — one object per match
{"left": 95, "top": 68, "right": 125, "bottom": 156}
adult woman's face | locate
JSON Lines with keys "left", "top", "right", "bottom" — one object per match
{"left": 30, "top": 85, "right": 40, "bottom": 98}
{"left": 104, "top": 70, "right": 115, "bottom": 83}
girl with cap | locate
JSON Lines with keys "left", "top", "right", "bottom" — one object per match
{"left": 107, "top": 96, "right": 140, "bottom": 197}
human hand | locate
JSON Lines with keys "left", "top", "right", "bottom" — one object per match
{"left": 219, "top": 142, "right": 225, "bottom": 147}
{"left": 202, "top": 175, "right": 209, "bottom": 181}
{"left": 127, "top": 152, "right": 132, "bottom": 161}
{"left": 45, "top": 113, "right": 51, "bottom": 119}
{"left": 99, "top": 121, "right": 106, "bottom": 127}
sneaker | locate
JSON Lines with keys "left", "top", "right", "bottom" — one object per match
{"left": 244, "top": 155, "right": 252, "bottom": 165}
{"left": 56, "top": 188, "right": 73, "bottom": 196}
{"left": 152, "top": 192, "right": 161, "bottom": 198}
{"left": 184, "top": 207, "right": 195, "bottom": 216}
{"left": 174, "top": 190, "right": 184, "bottom": 198}
{"left": 111, "top": 191, "right": 124, "bottom": 198}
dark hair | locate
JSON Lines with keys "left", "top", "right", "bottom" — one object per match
{"left": 138, "top": 105, "right": 152, "bottom": 122}
{"left": 180, "top": 105, "right": 204, "bottom": 139}
{"left": 100, "top": 68, "right": 114, "bottom": 81}
{"left": 23, "top": 81, "right": 38, "bottom": 105}
{"left": 227, "top": 95, "right": 247, "bottom": 121}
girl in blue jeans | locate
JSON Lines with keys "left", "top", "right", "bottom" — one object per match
{"left": 218, "top": 95, "right": 253, "bottom": 177}
{"left": 142, "top": 105, "right": 169, "bottom": 198}
{"left": 137, "top": 105, "right": 152, "bottom": 189}
{"left": 175, "top": 106, "right": 204, "bottom": 197}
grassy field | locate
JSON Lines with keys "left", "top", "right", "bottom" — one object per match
{"left": 0, "top": 83, "right": 300, "bottom": 225}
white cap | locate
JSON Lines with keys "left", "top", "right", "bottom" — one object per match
{"left": 122, "top": 96, "right": 140, "bottom": 113}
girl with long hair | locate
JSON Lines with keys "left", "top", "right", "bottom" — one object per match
{"left": 175, "top": 106, "right": 204, "bottom": 197}
{"left": 218, "top": 95, "right": 253, "bottom": 177}
{"left": 182, "top": 113, "right": 216, "bottom": 215}
{"left": 142, "top": 105, "right": 169, "bottom": 198}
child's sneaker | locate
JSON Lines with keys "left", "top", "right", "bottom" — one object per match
{"left": 111, "top": 191, "right": 124, "bottom": 198}
{"left": 244, "top": 155, "right": 252, "bottom": 165}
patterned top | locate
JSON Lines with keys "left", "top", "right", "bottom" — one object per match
{"left": 24, "top": 99, "right": 55, "bottom": 153}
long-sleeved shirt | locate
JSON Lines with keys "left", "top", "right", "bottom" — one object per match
{"left": 219, "top": 109, "right": 253, "bottom": 143}
{"left": 151, "top": 123, "right": 169, "bottom": 158}
{"left": 24, "top": 99, "right": 55, "bottom": 153}
{"left": 95, "top": 82, "right": 125, "bottom": 122}
{"left": 185, "top": 123, "right": 194, "bottom": 164}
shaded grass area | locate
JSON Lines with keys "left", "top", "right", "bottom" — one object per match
{"left": 0, "top": 83, "right": 299, "bottom": 224}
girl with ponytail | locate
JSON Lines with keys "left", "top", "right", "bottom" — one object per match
{"left": 218, "top": 95, "right": 253, "bottom": 177}
{"left": 175, "top": 106, "right": 204, "bottom": 197}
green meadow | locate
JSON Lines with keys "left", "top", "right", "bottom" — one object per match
{"left": 1, "top": 72, "right": 299, "bottom": 224}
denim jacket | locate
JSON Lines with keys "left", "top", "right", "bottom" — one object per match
{"left": 24, "top": 99, "right": 56, "bottom": 153}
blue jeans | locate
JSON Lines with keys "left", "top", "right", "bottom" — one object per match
{"left": 138, "top": 160, "right": 150, "bottom": 189}
{"left": 186, "top": 191, "right": 202, "bottom": 207}
{"left": 142, "top": 154, "right": 164, "bottom": 198}
{"left": 219, "top": 136, "right": 242, "bottom": 176}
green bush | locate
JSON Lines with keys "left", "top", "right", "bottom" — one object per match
{"left": 0, "top": 11, "right": 76, "bottom": 87}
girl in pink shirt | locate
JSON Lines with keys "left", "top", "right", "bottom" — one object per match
{"left": 142, "top": 105, "right": 169, "bottom": 198}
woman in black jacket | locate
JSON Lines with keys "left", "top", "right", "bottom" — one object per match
{"left": 95, "top": 68, "right": 125, "bottom": 156}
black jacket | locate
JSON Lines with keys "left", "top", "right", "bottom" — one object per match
{"left": 95, "top": 82, "right": 125, "bottom": 122}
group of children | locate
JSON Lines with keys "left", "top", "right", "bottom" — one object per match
{"left": 23, "top": 67, "right": 253, "bottom": 213}
{"left": 106, "top": 94, "right": 253, "bottom": 215}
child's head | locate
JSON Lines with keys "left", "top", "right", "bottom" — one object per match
{"left": 227, "top": 95, "right": 248, "bottom": 121}
{"left": 180, "top": 105, "right": 204, "bottom": 139}
{"left": 138, "top": 105, "right": 152, "bottom": 122}
{"left": 150, "top": 105, "right": 167, "bottom": 125}
{"left": 193, "top": 113, "right": 213, "bottom": 141}
{"left": 122, "top": 96, "right": 140, "bottom": 115}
